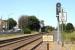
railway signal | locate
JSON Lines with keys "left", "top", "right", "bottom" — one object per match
{"left": 56, "top": 2, "right": 61, "bottom": 44}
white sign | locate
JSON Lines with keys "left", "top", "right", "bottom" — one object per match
{"left": 59, "top": 8, "right": 67, "bottom": 22}
{"left": 43, "top": 35, "right": 53, "bottom": 42}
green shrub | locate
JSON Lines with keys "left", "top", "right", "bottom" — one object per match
{"left": 23, "top": 28, "right": 31, "bottom": 34}
{"left": 65, "top": 23, "right": 74, "bottom": 32}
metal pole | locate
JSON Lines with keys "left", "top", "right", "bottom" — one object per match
{"left": 62, "top": 21, "right": 63, "bottom": 32}
{"left": 61, "top": 8, "right": 64, "bottom": 46}
{"left": 61, "top": 21, "right": 64, "bottom": 47}
{"left": 57, "top": 17, "right": 60, "bottom": 44}
{"left": 61, "top": 8, "right": 64, "bottom": 32}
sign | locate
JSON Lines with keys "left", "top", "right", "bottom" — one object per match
{"left": 59, "top": 12, "right": 67, "bottom": 22}
{"left": 43, "top": 35, "right": 53, "bottom": 42}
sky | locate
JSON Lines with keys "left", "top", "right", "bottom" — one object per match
{"left": 0, "top": 0, "right": 75, "bottom": 27}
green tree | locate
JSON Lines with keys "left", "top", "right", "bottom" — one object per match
{"left": 7, "top": 18, "right": 17, "bottom": 30}
{"left": 18, "top": 15, "right": 40, "bottom": 32}
{"left": 45, "top": 26, "right": 55, "bottom": 32}
{"left": 66, "top": 23, "right": 74, "bottom": 32}
{"left": 41, "top": 26, "right": 55, "bottom": 32}
{"left": 28, "top": 16, "right": 40, "bottom": 31}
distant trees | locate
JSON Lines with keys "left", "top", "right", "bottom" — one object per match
{"left": 18, "top": 15, "right": 40, "bottom": 33}
{"left": 41, "top": 26, "right": 55, "bottom": 32}
{"left": 47, "top": 26, "right": 55, "bottom": 32}
{"left": 7, "top": 18, "right": 17, "bottom": 30}
{"left": 60, "top": 23, "right": 74, "bottom": 32}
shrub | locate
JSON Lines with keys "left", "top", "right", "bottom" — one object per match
{"left": 66, "top": 23, "right": 74, "bottom": 32}
{"left": 23, "top": 28, "right": 31, "bottom": 34}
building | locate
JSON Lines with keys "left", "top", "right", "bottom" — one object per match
{"left": 0, "top": 19, "right": 7, "bottom": 32}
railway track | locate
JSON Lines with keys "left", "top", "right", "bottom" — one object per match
{"left": 0, "top": 33, "right": 43, "bottom": 50}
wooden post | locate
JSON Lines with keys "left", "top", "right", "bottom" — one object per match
{"left": 47, "top": 42, "right": 49, "bottom": 50}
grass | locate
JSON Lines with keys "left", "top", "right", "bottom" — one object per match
{"left": 0, "top": 32, "right": 24, "bottom": 38}
{"left": 62, "top": 31, "right": 75, "bottom": 42}
{"left": 0, "top": 32, "right": 39, "bottom": 40}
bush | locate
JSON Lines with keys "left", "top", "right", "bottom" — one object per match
{"left": 23, "top": 28, "right": 31, "bottom": 34}
{"left": 66, "top": 23, "right": 74, "bottom": 32}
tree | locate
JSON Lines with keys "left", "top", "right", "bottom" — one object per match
{"left": 66, "top": 23, "right": 74, "bottom": 32}
{"left": 18, "top": 15, "right": 29, "bottom": 29}
{"left": 41, "top": 26, "right": 55, "bottom": 32}
{"left": 41, "top": 26, "right": 46, "bottom": 32}
{"left": 45, "top": 26, "right": 55, "bottom": 32}
{"left": 18, "top": 15, "right": 40, "bottom": 31}
{"left": 28, "top": 16, "right": 40, "bottom": 31}
{"left": 7, "top": 18, "right": 17, "bottom": 30}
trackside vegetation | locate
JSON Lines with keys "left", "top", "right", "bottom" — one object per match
{"left": 61, "top": 23, "right": 75, "bottom": 42}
